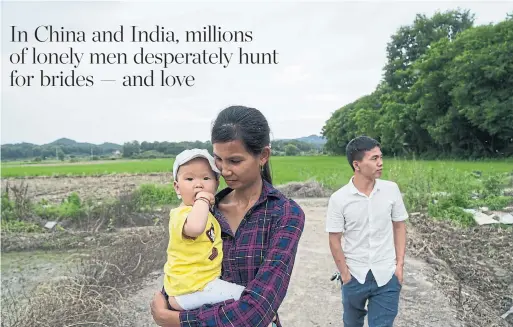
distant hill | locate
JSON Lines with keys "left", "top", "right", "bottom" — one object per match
{"left": 48, "top": 138, "right": 122, "bottom": 150}
{"left": 49, "top": 138, "right": 77, "bottom": 146}
{"left": 277, "top": 134, "right": 326, "bottom": 146}
{"left": 293, "top": 135, "right": 326, "bottom": 145}
{"left": 1, "top": 135, "right": 325, "bottom": 161}
{"left": 101, "top": 142, "right": 123, "bottom": 150}
{"left": 1, "top": 138, "right": 123, "bottom": 161}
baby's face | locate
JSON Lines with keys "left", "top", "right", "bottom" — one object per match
{"left": 173, "top": 158, "right": 218, "bottom": 205}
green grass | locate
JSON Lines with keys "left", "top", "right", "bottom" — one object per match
{"left": 1, "top": 158, "right": 173, "bottom": 177}
{"left": 2, "top": 156, "right": 512, "bottom": 228}
{"left": 1, "top": 160, "right": 63, "bottom": 167}
{"left": 2, "top": 156, "right": 512, "bottom": 183}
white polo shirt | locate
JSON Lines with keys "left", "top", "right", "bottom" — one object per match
{"left": 325, "top": 177, "right": 408, "bottom": 287}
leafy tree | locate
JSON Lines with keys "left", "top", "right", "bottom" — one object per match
{"left": 284, "top": 144, "right": 300, "bottom": 156}
{"left": 57, "top": 149, "right": 65, "bottom": 161}
{"left": 409, "top": 18, "right": 513, "bottom": 155}
{"left": 322, "top": 9, "right": 513, "bottom": 158}
{"left": 384, "top": 9, "right": 475, "bottom": 91}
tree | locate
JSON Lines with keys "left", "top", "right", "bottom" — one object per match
{"left": 384, "top": 9, "right": 475, "bottom": 91}
{"left": 122, "top": 141, "right": 140, "bottom": 158}
{"left": 322, "top": 10, "right": 513, "bottom": 158}
{"left": 409, "top": 18, "right": 513, "bottom": 155}
{"left": 57, "top": 149, "right": 65, "bottom": 161}
{"left": 322, "top": 90, "right": 383, "bottom": 154}
{"left": 284, "top": 144, "right": 300, "bottom": 156}
{"left": 379, "top": 9, "right": 475, "bottom": 155}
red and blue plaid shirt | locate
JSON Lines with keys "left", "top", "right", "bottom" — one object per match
{"left": 179, "top": 180, "right": 305, "bottom": 326}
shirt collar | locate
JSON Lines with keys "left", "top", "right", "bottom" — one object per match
{"left": 348, "top": 176, "right": 381, "bottom": 195}
{"left": 213, "top": 179, "right": 281, "bottom": 237}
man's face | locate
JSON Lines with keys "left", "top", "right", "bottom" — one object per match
{"left": 354, "top": 146, "right": 383, "bottom": 179}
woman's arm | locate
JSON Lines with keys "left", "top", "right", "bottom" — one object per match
{"left": 151, "top": 291, "right": 181, "bottom": 327}
{"left": 177, "top": 199, "right": 305, "bottom": 327}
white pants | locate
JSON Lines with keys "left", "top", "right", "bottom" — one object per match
{"left": 174, "top": 278, "right": 246, "bottom": 310}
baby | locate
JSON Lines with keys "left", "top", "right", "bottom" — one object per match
{"left": 161, "top": 148, "right": 245, "bottom": 311}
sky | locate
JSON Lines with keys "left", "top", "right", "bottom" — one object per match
{"left": 1, "top": 0, "right": 512, "bottom": 145}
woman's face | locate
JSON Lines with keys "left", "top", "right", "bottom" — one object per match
{"left": 212, "top": 140, "right": 267, "bottom": 189}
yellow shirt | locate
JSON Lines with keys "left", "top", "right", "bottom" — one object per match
{"left": 163, "top": 205, "right": 223, "bottom": 296}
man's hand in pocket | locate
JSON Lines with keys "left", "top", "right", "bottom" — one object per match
{"left": 341, "top": 272, "right": 352, "bottom": 284}
{"left": 394, "top": 264, "right": 404, "bottom": 285}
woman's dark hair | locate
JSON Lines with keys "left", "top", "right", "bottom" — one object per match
{"left": 211, "top": 105, "right": 272, "bottom": 185}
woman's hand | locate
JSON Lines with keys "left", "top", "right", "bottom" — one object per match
{"left": 150, "top": 291, "right": 180, "bottom": 327}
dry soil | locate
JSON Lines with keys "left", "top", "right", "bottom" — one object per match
{"left": 122, "top": 198, "right": 466, "bottom": 327}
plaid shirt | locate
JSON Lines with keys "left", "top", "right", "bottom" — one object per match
{"left": 179, "top": 180, "right": 305, "bottom": 327}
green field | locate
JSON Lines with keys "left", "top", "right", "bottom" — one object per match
{"left": 2, "top": 156, "right": 512, "bottom": 188}
{"left": 2, "top": 156, "right": 512, "bottom": 231}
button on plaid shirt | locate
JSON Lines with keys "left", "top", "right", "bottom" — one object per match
{"left": 179, "top": 180, "right": 305, "bottom": 326}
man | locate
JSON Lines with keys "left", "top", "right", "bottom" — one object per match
{"left": 326, "top": 136, "right": 408, "bottom": 327}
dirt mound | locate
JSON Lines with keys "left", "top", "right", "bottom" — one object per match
{"left": 276, "top": 180, "right": 331, "bottom": 198}
{"left": 408, "top": 214, "right": 513, "bottom": 327}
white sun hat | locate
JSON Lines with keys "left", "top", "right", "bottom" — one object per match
{"left": 172, "top": 149, "right": 220, "bottom": 181}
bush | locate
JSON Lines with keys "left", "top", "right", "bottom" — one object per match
{"left": 428, "top": 199, "right": 475, "bottom": 226}
{"left": 481, "top": 173, "right": 508, "bottom": 197}
{"left": 132, "top": 183, "right": 179, "bottom": 208}
{"left": 34, "top": 193, "right": 83, "bottom": 221}
{"left": 471, "top": 195, "right": 512, "bottom": 211}
{"left": 1, "top": 191, "right": 16, "bottom": 222}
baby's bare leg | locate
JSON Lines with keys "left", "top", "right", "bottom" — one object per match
{"left": 167, "top": 296, "right": 184, "bottom": 311}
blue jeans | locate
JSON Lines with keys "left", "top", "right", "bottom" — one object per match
{"left": 342, "top": 270, "right": 401, "bottom": 327}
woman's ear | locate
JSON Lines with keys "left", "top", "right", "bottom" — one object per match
{"left": 260, "top": 146, "right": 271, "bottom": 166}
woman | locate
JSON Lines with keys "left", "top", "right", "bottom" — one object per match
{"left": 150, "top": 105, "right": 306, "bottom": 327}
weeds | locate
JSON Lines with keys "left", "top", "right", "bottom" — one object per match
{"left": 1, "top": 182, "right": 32, "bottom": 221}
{"left": 0, "top": 220, "right": 43, "bottom": 233}
{"left": 1, "top": 182, "right": 180, "bottom": 233}
{"left": 1, "top": 224, "right": 168, "bottom": 327}
{"left": 131, "top": 183, "right": 179, "bottom": 208}
{"left": 386, "top": 161, "right": 512, "bottom": 226}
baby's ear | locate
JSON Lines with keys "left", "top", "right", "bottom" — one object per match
{"left": 173, "top": 180, "right": 181, "bottom": 199}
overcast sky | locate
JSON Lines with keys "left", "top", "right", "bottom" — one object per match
{"left": 1, "top": 0, "right": 511, "bottom": 145}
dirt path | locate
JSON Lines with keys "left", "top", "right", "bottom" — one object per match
{"left": 122, "top": 198, "right": 463, "bottom": 327}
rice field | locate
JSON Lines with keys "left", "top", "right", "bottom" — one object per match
{"left": 2, "top": 156, "right": 512, "bottom": 189}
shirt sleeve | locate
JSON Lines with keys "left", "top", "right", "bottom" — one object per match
{"left": 325, "top": 194, "right": 345, "bottom": 233}
{"left": 178, "top": 200, "right": 305, "bottom": 327}
{"left": 391, "top": 183, "right": 408, "bottom": 222}
{"left": 169, "top": 206, "right": 196, "bottom": 242}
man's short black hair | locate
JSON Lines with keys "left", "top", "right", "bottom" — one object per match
{"left": 346, "top": 136, "right": 381, "bottom": 171}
